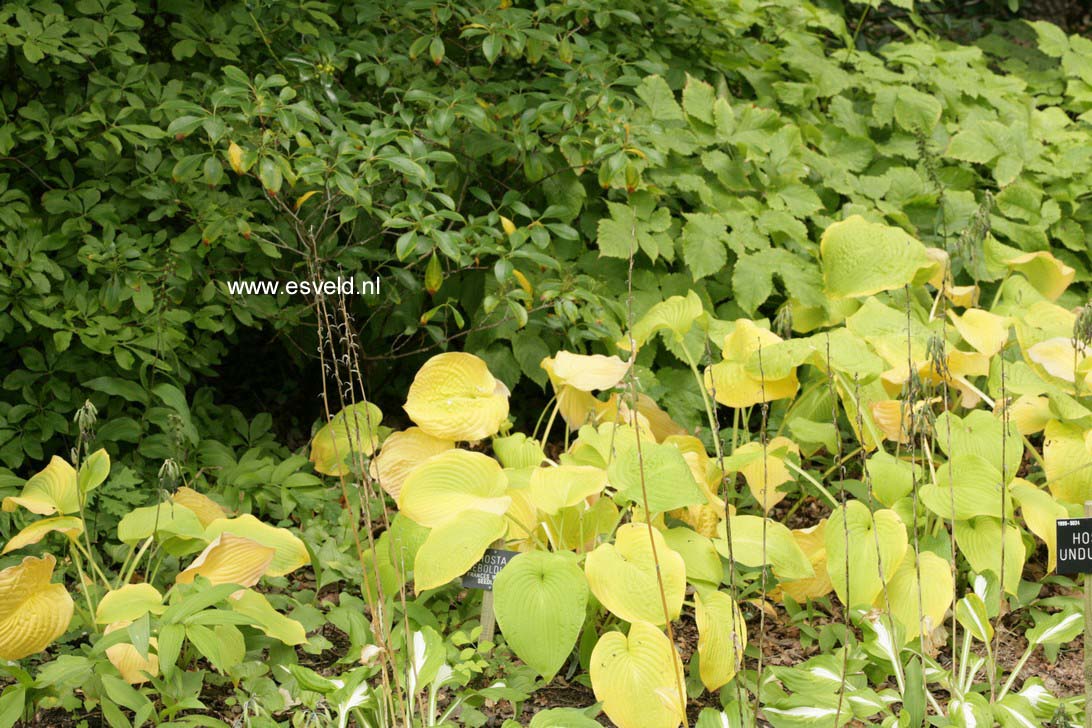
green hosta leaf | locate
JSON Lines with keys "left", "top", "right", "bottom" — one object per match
{"left": 230, "top": 589, "right": 306, "bottom": 645}
{"left": 920, "top": 454, "right": 1012, "bottom": 521}
{"left": 934, "top": 410, "right": 1021, "bottom": 482}
{"left": 694, "top": 587, "right": 746, "bottom": 691}
{"left": 1011, "top": 479, "right": 1065, "bottom": 571}
{"left": 1026, "top": 610, "right": 1082, "bottom": 648}
{"left": 955, "top": 592, "right": 993, "bottom": 642}
{"left": 662, "top": 528, "right": 722, "bottom": 587}
{"left": 117, "top": 503, "right": 204, "bottom": 545}
{"left": 413, "top": 510, "right": 507, "bottom": 592}
{"left": 590, "top": 622, "right": 685, "bottom": 728}
{"left": 865, "top": 452, "right": 914, "bottom": 508}
{"left": 492, "top": 433, "right": 545, "bottom": 469}
{"left": 96, "top": 585, "right": 164, "bottom": 624}
{"left": 584, "top": 524, "right": 686, "bottom": 625}
{"left": 715, "top": 516, "right": 814, "bottom": 581}
{"left": 2, "top": 516, "right": 83, "bottom": 555}
{"left": 78, "top": 449, "right": 110, "bottom": 494}
{"left": 529, "top": 465, "right": 607, "bottom": 515}
{"left": 203, "top": 515, "right": 310, "bottom": 577}
{"left": 1044, "top": 420, "right": 1092, "bottom": 504}
{"left": 820, "top": 216, "right": 931, "bottom": 299}
{"left": 608, "top": 441, "right": 706, "bottom": 513}
{"left": 493, "top": 551, "right": 588, "bottom": 679}
{"left": 955, "top": 517, "right": 1024, "bottom": 595}
{"left": 529, "top": 708, "right": 601, "bottom": 728}
{"left": 825, "top": 501, "right": 907, "bottom": 608}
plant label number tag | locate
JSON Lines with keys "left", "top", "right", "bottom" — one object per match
{"left": 1056, "top": 518, "right": 1092, "bottom": 574}
{"left": 461, "top": 548, "right": 517, "bottom": 590}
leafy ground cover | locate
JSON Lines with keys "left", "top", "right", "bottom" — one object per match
{"left": 2, "top": 0, "right": 1092, "bottom": 726}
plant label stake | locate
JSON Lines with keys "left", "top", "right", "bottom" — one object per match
{"left": 462, "top": 547, "right": 516, "bottom": 645}
{"left": 1057, "top": 503, "right": 1092, "bottom": 728}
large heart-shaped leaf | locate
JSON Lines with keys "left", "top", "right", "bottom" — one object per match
{"left": 865, "top": 452, "right": 914, "bottom": 508}
{"left": 403, "top": 352, "right": 509, "bottom": 441}
{"left": 368, "top": 427, "right": 454, "bottom": 498}
{"left": 176, "top": 534, "right": 275, "bottom": 588}
{"left": 203, "top": 515, "right": 310, "bottom": 577}
{"left": 398, "top": 449, "right": 511, "bottom": 527}
{"left": 585, "top": 524, "right": 685, "bottom": 625}
{"left": 309, "top": 401, "right": 383, "bottom": 476}
{"left": 920, "top": 454, "right": 1011, "bottom": 521}
{"left": 630, "top": 291, "right": 704, "bottom": 348}
{"left": 933, "top": 411, "right": 1021, "bottom": 482}
{"left": 117, "top": 503, "right": 205, "bottom": 545}
{"left": 413, "top": 510, "right": 507, "bottom": 592}
{"left": 662, "top": 528, "right": 722, "bottom": 587}
{"left": 607, "top": 442, "right": 706, "bottom": 514}
{"left": 1011, "top": 479, "right": 1066, "bottom": 571}
{"left": 694, "top": 587, "right": 747, "bottom": 691}
{"left": 778, "top": 520, "right": 833, "bottom": 603}
{"left": 715, "top": 516, "right": 814, "bottom": 581}
{"left": 541, "top": 351, "right": 630, "bottom": 391}
{"left": 2, "top": 456, "right": 79, "bottom": 516}
{"left": 96, "top": 584, "right": 164, "bottom": 624}
{"left": 529, "top": 465, "right": 607, "bottom": 515}
{"left": 493, "top": 551, "right": 588, "bottom": 679}
{"left": 171, "top": 487, "right": 228, "bottom": 527}
{"left": 955, "top": 517, "right": 1024, "bottom": 595}
{"left": 705, "top": 320, "right": 798, "bottom": 409}
{"left": 1044, "top": 420, "right": 1092, "bottom": 504}
{"left": 590, "top": 621, "right": 685, "bottom": 728}
{"left": 883, "top": 550, "right": 953, "bottom": 642}
{"left": 0, "top": 554, "right": 74, "bottom": 660}
{"left": 820, "top": 215, "right": 932, "bottom": 299}
{"left": 824, "top": 501, "right": 906, "bottom": 608}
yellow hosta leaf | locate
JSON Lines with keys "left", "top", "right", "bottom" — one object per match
{"left": 1044, "top": 420, "right": 1092, "bottom": 504}
{"left": 2, "top": 456, "right": 79, "bottom": 515}
{"left": 230, "top": 589, "right": 307, "bottom": 645}
{"left": 820, "top": 215, "right": 932, "bottom": 299}
{"left": 779, "top": 520, "right": 833, "bottom": 603}
{"left": 227, "top": 142, "right": 245, "bottom": 174}
{"left": 870, "top": 400, "right": 911, "bottom": 443}
{"left": 413, "top": 510, "right": 507, "bottom": 592}
{"left": 553, "top": 385, "right": 601, "bottom": 430}
{"left": 542, "top": 351, "right": 630, "bottom": 392}
{"left": 946, "top": 284, "right": 978, "bottom": 307}
{"left": 627, "top": 291, "right": 704, "bottom": 350}
{"left": 883, "top": 551, "right": 953, "bottom": 642}
{"left": 529, "top": 465, "right": 607, "bottom": 514}
{"left": 695, "top": 588, "right": 747, "bottom": 691}
{"left": 368, "top": 427, "right": 454, "bottom": 498}
{"left": 1012, "top": 479, "right": 1066, "bottom": 571}
{"left": 732, "top": 438, "right": 798, "bottom": 513}
{"left": 404, "top": 352, "right": 509, "bottom": 441}
{"left": 176, "top": 533, "right": 275, "bottom": 588}
{"left": 591, "top": 621, "right": 685, "bottom": 728}
{"left": 633, "top": 395, "right": 686, "bottom": 441}
{"left": 825, "top": 501, "right": 906, "bottom": 608}
{"left": 96, "top": 584, "right": 164, "bottom": 624}
{"left": 310, "top": 401, "right": 383, "bottom": 476}
{"left": 1027, "top": 337, "right": 1084, "bottom": 383}
{"left": 105, "top": 621, "right": 159, "bottom": 684}
{"left": 1004, "top": 395, "right": 1051, "bottom": 435}
{"left": 584, "top": 523, "right": 685, "bottom": 625}
{"left": 0, "top": 554, "right": 73, "bottom": 660}
{"left": 171, "top": 487, "right": 228, "bottom": 527}
{"left": 2, "top": 516, "right": 83, "bottom": 555}
{"left": 1006, "top": 250, "right": 1075, "bottom": 301}
{"left": 949, "top": 309, "right": 1009, "bottom": 357}
{"left": 203, "top": 515, "right": 310, "bottom": 577}
{"left": 705, "top": 320, "right": 798, "bottom": 408}
{"left": 398, "top": 449, "right": 510, "bottom": 527}
{"left": 955, "top": 517, "right": 1024, "bottom": 595}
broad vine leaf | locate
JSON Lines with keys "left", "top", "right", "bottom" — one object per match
{"left": 493, "top": 551, "right": 588, "bottom": 679}
{"left": 590, "top": 621, "right": 685, "bottom": 728}
{"left": 585, "top": 523, "right": 686, "bottom": 625}
{"left": 398, "top": 449, "right": 510, "bottom": 527}
{"left": 403, "top": 352, "right": 510, "bottom": 441}
{"left": 819, "top": 215, "right": 931, "bottom": 299}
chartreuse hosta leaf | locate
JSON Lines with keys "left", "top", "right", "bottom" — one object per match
{"left": 413, "top": 510, "right": 507, "bottom": 592}
{"left": 590, "top": 621, "right": 685, "bottom": 728}
{"left": 729, "top": 437, "right": 798, "bottom": 513}
{"left": 170, "top": 487, "right": 227, "bottom": 527}
{"left": 662, "top": 528, "right": 722, "bottom": 587}
{"left": 540, "top": 351, "right": 630, "bottom": 392}
{"left": 883, "top": 550, "right": 953, "bottom": 642}
{"left": 493, "top": 551, "right": 588, "bottom": 679}
{"left": 96, "top": 584, "right": 164, "bottom": 624}
{"left": 2, "top": 516, "right": 83, "bottom": 554}
{"left": 819, "top": 215, "right": 933, "bottom": 299}
{"left": 105, "top": 620, "right": 159, "bottom": 685}
{"left": 229, "top": 589, "right": 306, "bottom": 645}
{"left": 986, "top": 234, "right": 1075, "bottom": 301}
{"left": 865, "top": 451, "right": 914, "bottom": 508}
{"left": 368, "top": 427, "right": 454, "bottom": 498}
{"left": 778, "top": 520, "right": 832, "bottom": 603}
{"left": 694, "top": 587, "right": 746, "bottom": 691}
{"left": 118, "top": 502, "right": 205, "bottom": 547}
{"left": 398, "top": 449, "right": 511, "bottom": 527}
{"left": 1044, "top": 420, "right": 1092, "bottom": 504}
{"left": 628, "top": 290, "right": 704, "bottom": 349}
{"left": 0, "top": 554, "right": 73, "bottom": 660}
{"left": 403, "top": 352, "right": 509, "bottom": 441}
{"left": 585, "top": 523, "right": 685, "bottom": 625}
{"left": 607, "top": 441, "right": 706, "bottom": 514}
{"left": 824, "top": 501, "right": 906, "bottom": 608}
{"left": 949, "top": 309, "right": 1009, "bottom": 357}
{"left": 715, "top": 515, "right": 813, "bottom": 581}
{"left": 934, "top": 410, "right": 1021, "bottom": 481}
{"left": 1011, "top": 479, "right": 1066, "bottom": 571}
{"left": 705, "top": 319, "right": 798, "bottom": 409}
{"left": 2, "top": 456, "right": 79, "bottom": 515}
{"left": 309, "top": 401, "right": 383, "bottom": 476}
{"left": 920, "top": 454, "right": 1013, "bottom": 521}
{"left": 492, "top": 433, "right": 545, "bottom": 469}
{"left": 528, "top": 465, "right": 607, "bottom": 515}
{"left": 203, "top": 515, "right": 309, "bottom": 577}
{"left": 955, "top": 517, "right": 1025, "bottom": 595}
{"left": 176, "top": 533, "right": 275, "bottom": 588}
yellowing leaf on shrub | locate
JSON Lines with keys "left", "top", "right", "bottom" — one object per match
{"left": 96, "top": 584, "right": 164, "bottom": 624}
{"left": 883, "top": 550, "right": 953, "bottom": 642}
{"left": 541, "top": 351, "right": 630, "bottom": 392}
{"left": 171, "top": 487, "right": 228, "bottom": 527}
{"left": 584, "top": 523, "right": 685, "bottom": 625}
{"left": 0, "top": 554, "right": 74, "bottom": 660}
{"left": 227, "top": 141, "right": 246, "bottom": 174}
{"left": 204, "top": 515, "right": 309, "bottom": 577}
{"left": 309, "top": 401, "right": 383, "bottom": 476}
{"left": 105, "top": 621, "right": 159, "bottom": 685}
{"left": 404, "top": 352, "right": 509, "bottom": 441}
{"left": 2, "top": 516, "right": 83, "bottom": 555}
{"left": 590, "top": 621, "right": 685, "bottom": 728}
{"left": 413, "top": 510, "right": 507, "bottom": 592}
{"left": 695, "top": 588, "right": 747, "bottom": 691}
{"left": 529, "top": 464, "right": 607, "bottom": 514}
{"left": 176, "top": 533, "right": 275, "bottom": 588}
{"left": 398, "top": 449, "right": 510, "bottom": 527}
{"left": 825, "top": 501, "right": 907, "bottom": 608}
{"left": 949, "top": 309, "right": 1009, "bottom": 357}
{"left": 368, "top": 427, "right": 454, "bottom": 498}
{"left": 705, "top": 319, "right": 798, "bottom": 408}
{"left": 3, "top": 456, "right": 79, "bottom": 515}
{"left": 820, "top": 215, "right": 932, "bottom": 299}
